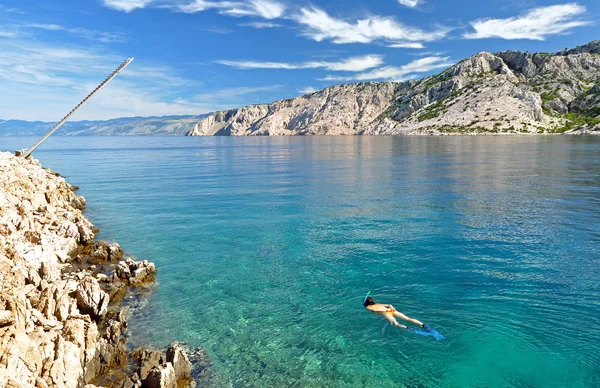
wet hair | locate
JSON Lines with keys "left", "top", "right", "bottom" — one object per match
{"left": 363, "top": 296, "right": 375, "bottom": 307}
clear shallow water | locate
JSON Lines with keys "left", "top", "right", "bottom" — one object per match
{"left": 2, "top": 136, "right": 599, "bottom": 387}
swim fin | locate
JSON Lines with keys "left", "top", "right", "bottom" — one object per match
{"left": 407, "top": 326, "right": 445, "bottom": 341}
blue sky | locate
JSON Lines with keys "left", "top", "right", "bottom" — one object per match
{"left": 0, "top": 0, "right": 598, "bottom": 121}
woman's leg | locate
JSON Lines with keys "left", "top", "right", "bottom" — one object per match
{"left": 394, "top": 311, "right": 423, "bottom": 326}
{"left": 383, "top": 313, "right": 408, "bottom": 329}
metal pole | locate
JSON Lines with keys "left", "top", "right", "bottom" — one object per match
{"left": 21, "top": 57, "right": 134, "bottom": 158}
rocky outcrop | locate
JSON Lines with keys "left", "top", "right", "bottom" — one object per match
{"left": 0, "top": 152, "right": 196, "bottom": 387}
{"left": 188, "top": 40, "right": 600, "bottom": 136}
{"left": 187, "top": 82, "right": 406, "bottom": 136}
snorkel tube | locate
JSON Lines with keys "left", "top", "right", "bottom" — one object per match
{"left": 363, "top": 291, "right": 371, "bottom": 305}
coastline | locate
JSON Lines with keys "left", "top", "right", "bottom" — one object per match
{"left": 0, "top": 152, "right": 200, "bottom": 387}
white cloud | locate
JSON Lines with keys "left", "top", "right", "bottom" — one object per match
{"left": 388, "top": 42, "right": 424, "bottom": 49}
{"left": 240, "top": 22, "right": 282, "bottom": 29}
{"left": 298, "top": 87, "right": 317, "bottom": 94}
{"left": 0, "top": 30, "right": 18, "bottom": 38}
{"left": 175, "top": 0, "right": 233, "bottom": 13}
{"left": 20, "top": 24, "right": 128, "bottom": 43}
{"left": 217, "top": 54, "right": 384, "bottom": 72}
{"left": 102, "top": 0, "right": 153, "bottom": 13}
{"left": 465, "top": 3, "right": 591, "bottom": 40}
{"left": 295, "top": 7, "right": 449, "bottom": 46}
{"left": 133, "top": 0, "right": 286, "bottom": 19}
{"left": 320, "top": 56, "right": 453, "bottom": 82}
{"left": 397, "top": 0, "right": 421, "bottom": 8}
{"left": 221, "top": 0, "right": 285, "bottom": 19}
{"left": 192, "top": 85, "right": 281, "bottom": 101}
{"left": 25, "top": 24, "right": 64, "bottom": 31}
{"left": 0, "top": 37, "right": 235, "bottom": 120}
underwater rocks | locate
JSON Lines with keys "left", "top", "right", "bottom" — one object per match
{"left": 0, "top": 152, "right": 196, "bottom": 388}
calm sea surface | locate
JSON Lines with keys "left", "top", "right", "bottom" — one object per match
{"left": 2, "top": 136, "right": 599, "bottom": 387}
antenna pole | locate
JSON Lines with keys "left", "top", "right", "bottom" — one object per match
{"left": 21, "top": 57, "right": 134, "bottom": 158}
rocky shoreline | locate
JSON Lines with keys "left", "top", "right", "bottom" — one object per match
{"left": 0, "top": 152, "right": 201, "bottom": 388}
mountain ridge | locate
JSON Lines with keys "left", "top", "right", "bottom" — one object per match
{"left": 0, "top": 115, "right": 208, "bottom": 136}
{"left": 187, "top": 40, "right": 600, "bottom": 136}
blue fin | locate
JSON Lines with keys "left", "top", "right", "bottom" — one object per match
{"left": 408, "top": 327, "right": 445, "bottom": 341}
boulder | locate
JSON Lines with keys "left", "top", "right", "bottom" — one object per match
{"left": 75, "top": 277, "right": 109, "bottom": 320}
{"left": 39, "top": 261, "right": 60, "bottom": 283}
{"left": 143, "top": 363, "right": 176, "bottom": 388}
{"left": 132, "top": 349, "right": 164, "bottom": 381}
{"left": 0, "top": 310, "right": 14, "bottom": 327}
{"left": 166, "top": 343, "right": 192, "bottom": 380}
{"left": 115, "top": 258, "right": 156, "bottom": 285}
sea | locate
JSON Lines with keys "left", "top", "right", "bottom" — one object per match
{"left": 2, "top": 136, "right": 599, "bottom": 387}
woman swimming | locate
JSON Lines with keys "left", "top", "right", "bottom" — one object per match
{"left": 363, "top": 295, "right": 431, "bottom": 331}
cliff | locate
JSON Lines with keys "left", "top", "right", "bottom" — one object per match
{"left": 0, "top": 153, "right": 200, "bottom": 387}
{"left": 187, "top": 41, "right": 600, "bottom": 136}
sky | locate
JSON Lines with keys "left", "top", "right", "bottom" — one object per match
{"left": 0, "top": 0, "right": 598, "bottom": 121}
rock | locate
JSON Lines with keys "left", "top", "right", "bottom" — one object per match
{"left": 115, "top": 258, "right": 157, "bottom": 285}
{"left": 143, "top": 363, "right": 176, "bottom": 388}
{"left": 71, "top": 196, "right": 86, "bottom": 211}
{"left": 39, "top": 261, "right": 61, "bottom": 283}
{"left": 0, "top": 310, "right": 14, "bottom": 327}
{"left": 132, "top": 349, "right": 164, "bottom": 381}
{"left": 108, "top": 242, "right": 124, "bottom": 261}
{"left": 0, "top": 153, "right": 196, "bottom": 388}
{"left": 116, "top": 261, "right": 131, "bottom": 280}
{"left": 166, "top": 343, "right": 192, "bottom": 380}
{"left": 76, "top": 276, "right": 109, "bottom": 320}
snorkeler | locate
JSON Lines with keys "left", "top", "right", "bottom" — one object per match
{"left": 363, "top": 294, "right": 432, "bottom": 332}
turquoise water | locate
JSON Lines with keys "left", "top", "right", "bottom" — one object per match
{"left": 2, "top": 136, "right": 599, "bottom": 387}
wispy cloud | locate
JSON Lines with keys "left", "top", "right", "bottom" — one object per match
{"left": 298, "top": 86, "right": 317, "bottom": 94}
{"left": 21, "top": 23, "right": 128, "bottom": 43}
{"left": 0, "top": 35, "right": 224, "bottom": 120}
{"left": 240, "top": 21, "right": 283, "bottom": 29}
{"left": 397, "top": 0, "right": 421, "bottom": 8}
{"left": 24, "top": 23, "right": 63, "bottom": 31}
{"left": 104, "top": 0, "right": 286, "bottom": 19}
{"left": 464, "top": 3, "right": 591, "bottom": 40}
{"left": 200, "top": 26, "right": 234, "bottom": 34}
{"left": 192, "top": 85, "right": 281, "bottom": 101}
{"left": 0, "top": 29, "right": 18, "bottom": 38}
{"left": 102, "top": 0, "right": 153, "bottom": 13}
{"left": 217, "top": 54, "right": 384, "bottom": 72}
{"left": 219, "top": 0, "right": 285, "bottom": 19}
{"left": 388, "top": 42, "right": 424, "bottom": 49}
{"left": 320, "top": 56, "right": 453, "bottom": 82}
{"left": 295, "top": 7, "right": 449, "bottom": 47}
{"left": 0, "top": 4, "right": 24, "bottom": 14}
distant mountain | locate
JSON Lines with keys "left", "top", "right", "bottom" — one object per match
{"left": 0, "top": 115, "right": 209, "bottom": 136}
{"left": 187, "top": 40, "right": 600, "bottom": 136}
